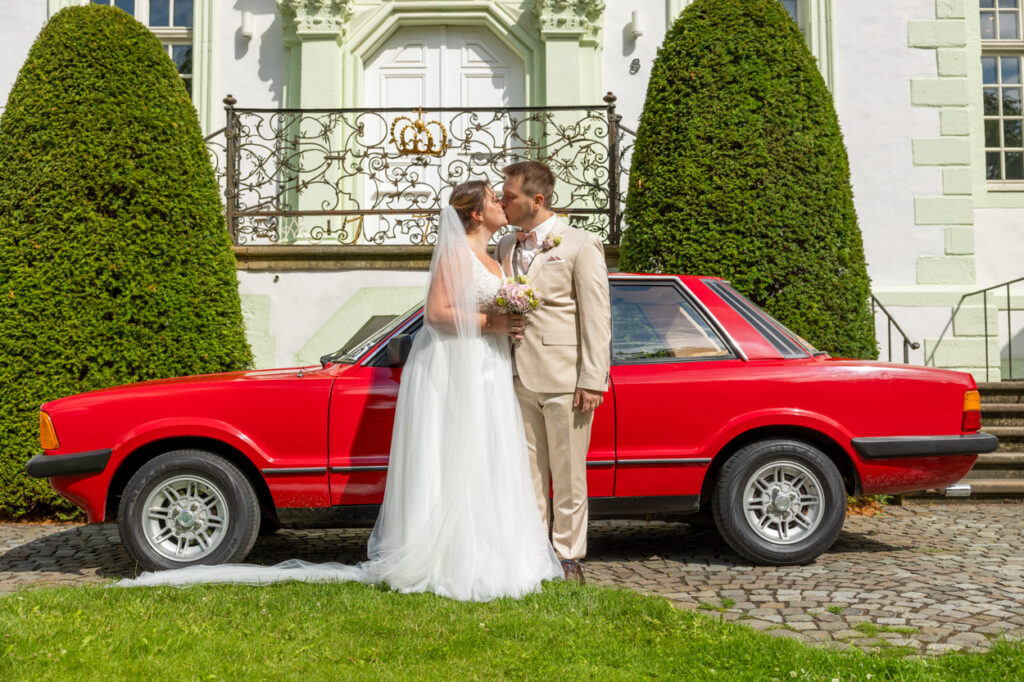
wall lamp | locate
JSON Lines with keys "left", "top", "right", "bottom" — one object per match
{"left": 630, "top": 10, "right": 643, "bottom": 40}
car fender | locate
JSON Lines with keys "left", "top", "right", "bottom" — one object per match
{"left": 706, "top": 408, "right": 859, "bottom": 462}
{"left": 111, "top": 417, "right": 273, "bottom": 470}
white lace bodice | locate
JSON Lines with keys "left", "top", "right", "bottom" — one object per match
{"left": 472, "top": 256, "right": 504, "bottom": 307}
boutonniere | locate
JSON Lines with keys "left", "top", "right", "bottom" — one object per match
{"left": 541, "top": 235, "right": 562, "bottom": 252}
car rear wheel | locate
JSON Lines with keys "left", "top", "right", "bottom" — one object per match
{"left": 117, "top": 450, "right": 260, "bottom": 571}
{"left": 711, "top": 439, "right": 846, "bottom": 565}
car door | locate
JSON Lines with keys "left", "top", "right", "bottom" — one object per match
{"left": 610, "top": 278, "right": 746, "bottom": 498}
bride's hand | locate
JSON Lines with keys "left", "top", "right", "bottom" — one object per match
{"left": 485, "top": 312, "right": 525, "bottom": 339}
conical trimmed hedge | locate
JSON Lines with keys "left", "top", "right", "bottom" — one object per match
{"left": 0, "top": 5, "right": 251, "bottom": 518}
{"left": 619, "top": 0, "right": 876, "bottom": 359}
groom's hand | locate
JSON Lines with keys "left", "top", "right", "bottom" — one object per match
{"left": 573, "top": 388, "right": 603, "bottom": 413}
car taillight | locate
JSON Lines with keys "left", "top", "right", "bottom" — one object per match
{"left": 39, "top": 411, "right": 60, "bottom": 450}
{"left": 962, "top": 390, "right": 981, "bottom": 432}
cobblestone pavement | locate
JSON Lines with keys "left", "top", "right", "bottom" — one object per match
{"left": 2, "top": 502, "right": 1023, "bottom": 656}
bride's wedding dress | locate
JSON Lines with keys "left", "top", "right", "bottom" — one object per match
{"left": 116, "top": 207, "right": 562, "bottom": 601}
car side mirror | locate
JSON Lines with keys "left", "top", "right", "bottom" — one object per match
{"left": 386, "top": 334, "right": 413, "bottom": 367}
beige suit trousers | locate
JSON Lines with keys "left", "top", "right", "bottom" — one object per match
{"left": 514, "top": 376, "right": 593, "bottom": 560}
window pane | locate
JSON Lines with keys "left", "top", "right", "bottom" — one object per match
{"left": 985, "top": 87, "right": 1001, "bottom": 114}
{"left": 987, "top": 151, "right": 1002, "bottom": 179}
{"left": 172, "top": 45, "right": 192, "bottom": 74}
{"left": 782, "top": 0, "right": 798, "bottom": 22}
{"left": 91, "top": 0, "right": 108, "bottom": 5}
{"left": 114, "top": 0, "right": 134, "bottom": 15}
{"left": 1000, "top": 11, "right": 1020, "bottom": 39}
{"left": 1006, "top": 151, "right": 1024, "bottom": 178}
{"left": 1005, "top": 87, "right": 1022, "bottom": 114}
{"left": 982, "top": 0, "right": 996, "bottom": 7}
{"left": 982, "top": 11, "right": 996, "bottom": 39}
{"left": 174, "top": 0, "right": 194, "bottom": 27}
{"left": 987, "top": 119, "right": 1002, "bottom": 147}
{"left": 611, "top": 285, "right": 729, "bottom": 362}
{"left": 1006, "top": 119, "right": 1024, "bottom": 146}
{"left": 1003, "top": 56, "right": 1022, "bottom": 83}
{"left": 984, "top": 56, "right": 999, "bottom": 84}
{"left": 183, "top": 78, "right": 192, "bottom": 98}
{"left": 150, "top": 0, "right": 170, "bottom": 26}
{"left": 999, "top": 0, "right": 1018, "bottom": 7}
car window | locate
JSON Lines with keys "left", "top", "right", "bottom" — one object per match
{"left": 611, "top": 283, "right": 732, "bottom": 363}
{"left": 702, "top": 279, "right": 816, "bottom": 358}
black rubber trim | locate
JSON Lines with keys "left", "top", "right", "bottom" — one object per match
{"left": 261, "top": 467, "right": 327, "bottom": 476}
{"left": 25, "top": 449, "right": 111, "bottom": 478}
{"left": 278, "top": 496, "right": 701, "bottom": 528}
{"left": 589, "top": 495, "right": 699, "bottom": 517}
{"left": 851, "top": 432, "right": 999, "bottom": 459}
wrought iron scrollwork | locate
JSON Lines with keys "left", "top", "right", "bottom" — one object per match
{"left": 210, "top": 95, "right": 630, "bottom": 246}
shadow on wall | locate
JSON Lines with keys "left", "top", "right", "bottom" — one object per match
{"left": 232, "top": 0, "right": 284, "bottom": 107}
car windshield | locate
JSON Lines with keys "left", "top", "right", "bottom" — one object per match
{"left": 320, "top": 301, "right": 424, "bottom": 365}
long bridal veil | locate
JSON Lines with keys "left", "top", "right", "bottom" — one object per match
{"left": 114, "top": 206, "right": 561, "bottom": 601}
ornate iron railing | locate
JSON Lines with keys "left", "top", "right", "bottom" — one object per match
{"left": 207, "top": 93, "right": 633, "bottom": 246}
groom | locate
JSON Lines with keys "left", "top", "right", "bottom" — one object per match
{"left": 497, "top": 161, "right": 611, "bottom": 583}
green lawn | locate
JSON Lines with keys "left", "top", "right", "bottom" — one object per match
{"left": 1, "top": 581, "right": 1021, "bottom": 680}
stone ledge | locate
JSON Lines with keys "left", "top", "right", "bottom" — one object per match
{"left": 234, "top": 245, "right": 622, "bottom": 271}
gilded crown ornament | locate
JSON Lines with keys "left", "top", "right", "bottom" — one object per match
{"left": 390, "top": 109, "right": 449, "bottom": 157}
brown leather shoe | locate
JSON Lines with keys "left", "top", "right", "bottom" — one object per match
{"left": 560, "top": 559, "right": 585, "bottom": 584}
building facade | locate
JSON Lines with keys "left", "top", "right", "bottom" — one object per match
{"left": 1, "top": 0, "right": 1020, "bottom": 378}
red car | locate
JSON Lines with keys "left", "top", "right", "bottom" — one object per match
{"left": 27, "top": 275, "right": 997, "bottom": 570}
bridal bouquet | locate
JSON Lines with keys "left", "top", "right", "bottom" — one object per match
{"left": 491, "top": 275, "right": 542, "bottom": 322}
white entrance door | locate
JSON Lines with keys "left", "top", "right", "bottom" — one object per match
{"left": 366, "top": 25, "right": 524, "bottom": 109}
{"left": 362, "top": 26, "right": 525, "bottom": 243}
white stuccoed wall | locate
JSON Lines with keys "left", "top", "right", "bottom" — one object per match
{"left": 601, "top": 0, "right": 667, "bottom": 132}
{"left": 215, "top": 0, "right": 284, "bottom": 113}
{"left": 0, "top": 2, "right": 46, "bottom": 117}
{"left": 834, "top": 0, "right": 944, "bottom": 289}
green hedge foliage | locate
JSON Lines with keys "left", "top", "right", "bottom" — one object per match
{"left": 0, "top": 5, "right": 252, "bottom": 518}
{"left": 619, "top": 0, "right": 876, "bottom": 360}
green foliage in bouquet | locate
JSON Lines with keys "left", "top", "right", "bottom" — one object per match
{"left": 0, "top": 5, "right": 251, "bottom": 518}
{"left": 619, "top": 0, "right": 876, "bottom": 359}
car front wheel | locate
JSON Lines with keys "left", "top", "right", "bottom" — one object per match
{"left": 117, "top": 450, "right": 261, "bottom": 571}
{"left": 711, "top": 439, "right": 846, "bottom": 565}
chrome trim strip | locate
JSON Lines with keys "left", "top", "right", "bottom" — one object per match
{"left": 330, "top": 465, "right": 389, "bottom": 472}
{"left": 619, "top": 458, "right": 712, "bottom": 465}
{"left": 260, "top": 467, "right": 328, "bottom": 476}
{"left": 586, "top": 460, "right": 615, "bottom": 467}
{"left": 360, "top": 310, "right": 424, "bottom": 366}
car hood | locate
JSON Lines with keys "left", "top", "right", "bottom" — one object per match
{"left": 41, "top": 365, "right": 332, "bottom": 412}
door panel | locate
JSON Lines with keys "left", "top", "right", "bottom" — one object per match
{"left": 610, "top": 281, "right": 743, "bottom": 497}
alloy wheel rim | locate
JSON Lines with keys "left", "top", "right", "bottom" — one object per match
{"left": 741, "top": 460, "right": 823, "bottom": 545}
{"left": 141, "top": 474, "right": 229, "bottom": 562}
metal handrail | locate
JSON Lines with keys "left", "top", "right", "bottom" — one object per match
{"left": 870, "top": 294, "right": 921, "bottom": 364}
{"left": 955, "top": 275, "right": 1024, "bottom": 381}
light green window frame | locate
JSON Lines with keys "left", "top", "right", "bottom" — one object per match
{"left": 981, "top": 0, "right": 1024, "bottom": 189}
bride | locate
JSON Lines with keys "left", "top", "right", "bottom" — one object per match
{"left": 116, "top": 181, "right": 564, "bottom": 601}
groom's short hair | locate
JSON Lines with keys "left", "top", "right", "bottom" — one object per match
{"left": 503, "top": 161, "right": 555, "bottom": 208}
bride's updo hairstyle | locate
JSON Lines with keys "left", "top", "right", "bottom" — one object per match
{"left": 449, "top": 180, "right": 490, "bottom": 232}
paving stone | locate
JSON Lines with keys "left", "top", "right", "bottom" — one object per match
{"left": 3, "top": 503, "right": 1024, "bottom": 657}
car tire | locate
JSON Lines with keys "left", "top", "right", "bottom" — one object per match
{"left": 711, "top": 439, "right": 846, "bottom": 566}
{"left": 117, "top": 449, "right": 261, "bottom": 571}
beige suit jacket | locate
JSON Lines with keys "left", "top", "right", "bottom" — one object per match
{"left": 496, "top": 218, "right": 611, "bottom": 394}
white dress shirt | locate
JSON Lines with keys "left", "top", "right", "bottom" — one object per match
{"left": 513, "top": 214, "right": 557, "bottom": 277}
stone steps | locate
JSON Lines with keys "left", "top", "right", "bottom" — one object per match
{"left": 902, "top": 383, "right": 1024, "bottom": 500}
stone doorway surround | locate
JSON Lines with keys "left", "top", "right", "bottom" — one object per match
{"left": 276, "top": 0, "right": 607, "bottom": 110}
